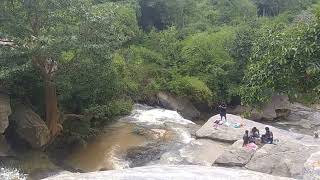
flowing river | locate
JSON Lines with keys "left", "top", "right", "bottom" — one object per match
{"left": 3, "top": 104, "right": 307, "bottom": 179}
{"left": 1, "top": 104, "right": 206, "bottom": 179}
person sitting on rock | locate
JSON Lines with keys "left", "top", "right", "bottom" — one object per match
{"left": 243, "top": 130, "right": 249, "bottom": 147}
{"left": 249, "top": 127, "right": 260, "bottom": 144}
{"left": 261, "top": 127, "right": 273, "bottom": 144}
{"left": 250, "top": 127, "right": 260, "bottom": 138}
{"left": 218, "top": 104, "right": 227, "bottom": 122}
{"left": 314, "top": 131, "right": 319, "bottom": 139}
{"left": 213, "top": 119, "right": 220, "bottom": 129}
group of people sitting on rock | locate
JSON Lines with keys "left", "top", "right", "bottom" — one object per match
{"left": 243, "top": 127, "right": 273, "bottom": 147}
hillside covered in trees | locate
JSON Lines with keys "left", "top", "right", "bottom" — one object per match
{"left": 1, "top": 0, "right": 320, "bottom": 144}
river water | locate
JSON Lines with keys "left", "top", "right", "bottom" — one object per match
{"left": 64, "top": 122, "right": 147, "bottom": 171}
{"left": 3, "top": 104, "right": 301, "bottom": 179}
{"left": 1, "top": 104, "right": 203, "bottom": 179}
{"left": 63, "top": 104, "right": 198, "bottom": 172}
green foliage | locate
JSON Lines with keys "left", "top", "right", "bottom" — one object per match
{"left": 240, "top": 14, "right": 320, "bottom": 105}
{"left": 86, "top": 98, "right": 133, "bottom": 121}
{"left": 1, "top": 0, "right": 320, "bottom": 143}
{"left": 168, "top": 76, "right": 213, "bottom": 102}
{"left": 179, "top": 28, "right": 236, "bottom": 102}
{"left": 210, "top": 0, "right": 257, "bottom": 24}
{"left": 253, "top": 0, "right": 314, "bottom": 17}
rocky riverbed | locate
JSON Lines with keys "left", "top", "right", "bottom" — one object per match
{"left": 44, "top": 107, "right": 320, "bottom": 179}
{"left": 43, "top": 165, "right": 295, "bottom": 180}
{"left": 1, "top": 103, "right": 320, "bottom": 179}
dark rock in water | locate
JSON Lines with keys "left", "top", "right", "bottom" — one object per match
{"left": 0, "top": 135, "right": 14, "bottom": 157}
{"left": 9, "top": 104, "right": 50, "bottom": 148}
{"left": 125, "top": 143, "right": 168, "bottom": 167}
{"left": 0, "top": 93, "right": 11, "bottom": 133}
{"left": 0, "top": 150, "right": 60, "bottom": 176}
{"left": 157, "top": 92, "right": 200, "bottom": 120}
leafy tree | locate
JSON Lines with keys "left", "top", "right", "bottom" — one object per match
{"left": 253, "top": 0, "right": 314, "bottom": 17}
{"left": 179, "top": 28, "right": 236, "bottom": 103}
{"left": 0, "top": 0, "right": 138, "bottom": 141}
{"left": 240, "top": 14, "right": 320, "bottom": 105}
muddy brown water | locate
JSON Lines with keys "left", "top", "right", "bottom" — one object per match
{"left": 64, "top": 122, "right": 149, "bottom": 172}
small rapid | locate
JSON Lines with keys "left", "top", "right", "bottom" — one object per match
{"left": 0, "top": 168, "right": 26, "bottom": 180}
{"left": 64, "top": 104, "right": 199, "bottom": 172}
{"left": 129, "top": 104, "right": 195, "bottom": 125}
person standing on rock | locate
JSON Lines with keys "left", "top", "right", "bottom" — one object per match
{"left": 243, "top": 130, "right": 249, "bottom": 147}
{"left": 218, "top": 104, "right": 227, "bottom": 122}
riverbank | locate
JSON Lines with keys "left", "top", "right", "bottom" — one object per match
{"left": 1, "top": 104, "right": 320, "bottom": 180}
{"left": 43, "top": 165, "right": 294, "bottom": 180}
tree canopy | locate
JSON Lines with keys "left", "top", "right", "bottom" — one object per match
{"left": 1, "top": 0, "right": 320, "bottom": 143}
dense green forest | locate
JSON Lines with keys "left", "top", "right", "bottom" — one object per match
{"left": 1, "top": 0, "right": 320, "bottom": 143}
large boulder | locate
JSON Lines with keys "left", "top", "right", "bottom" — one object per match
{"left": 10, "top": 104, "right": 51, "bottom": 148}
{"left": 178, "top": 139, "right": 227, "bottom": 166}
{"left": 157, "top": 92, "right": 200, "bottom": 120}
{"left": 245, "top": 141, "right": 319, "bottom": 179}
{"left": 229, "top": 95, "right": 291, "bottom": 121}
{"left": 260, "top": 95, "right": 291, "bottom": 120}
{"left": 195, "top": 116, "right": 243, "bottom": 143}
{"left": 287, "top": 103, "right": 320, "bottom": 122}
{"left": 197, "top": 114, "right": 320, "bottom": 178}
{"left": 43, "top": 165, "right": 294, "bottom": 180}
{"left": 303, "top": 151, "right": 320, "bottom": 180}
{"left": 196, "top": 114, "right": 317, "bottom": 145}
{"left": 214, "top": 140, "right": 255, "bottom": 167}
{"left": 272, "top": 103, "right": 320, "bottom": 135}
{"left": 0, "top": 93, "right": 11, "bottom": 133}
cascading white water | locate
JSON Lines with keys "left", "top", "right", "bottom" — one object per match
{"left": 107, "top": 145, "right": 130, "bottom": 170}
{"left": 0, "top": 168, "right": 26, "bottom": 180}
{"left": 129, "top": 104, "right": 195, "bottom": 126}
{"left": 64, "top": 104, "right": 197, "bottom": 172}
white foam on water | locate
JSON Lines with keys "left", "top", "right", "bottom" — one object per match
{"left": 0, "top": 168, "right": 26, "bottom": 180}
{"left": 171, "top": 127, "right": 194, "bottom": 144}
{"left": 107, "top": 146, "right": 130, "bottom": 170}
{"left": 130, "top": 105, "right": 195, "bottom": 126}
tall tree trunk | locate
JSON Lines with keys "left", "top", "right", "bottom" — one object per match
{"left": 32, "top": 55, "right": 61, "bottom": 140}
{"left": 44, "top": 76, "right": 60, "bottom": 138}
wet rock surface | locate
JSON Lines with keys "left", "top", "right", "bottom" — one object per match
{"left": 157, "top": 92, "right": 200, "bottom": 120}
{"left": 196, "top": 114, "right": 318, "bottom": 145}
{"left": 276, "top": 103, "right": 320, "bottom": 134}
{"left": 0, "top": 93, "right": 11, "bottom": 133}
{"left": 303, "top": 151, "right": 320, "bottom": 180}
{"left": 125, "top": 143, "right": 170, "bottom": 168}
{"left": 42, "top": 165, "right": 294, "bottom": 180}
{"left": 214, "top": 140, "right": 255, "bottom": 167}
{"left": 9, "top": 104, "right": 50, "bottom": 148}
{"left": 245, "top": 141, "right": 319, "bottom": 179}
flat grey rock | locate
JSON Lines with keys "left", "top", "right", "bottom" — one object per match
{"left": 42, "top": 165, "right": 294, "bottom": 180}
